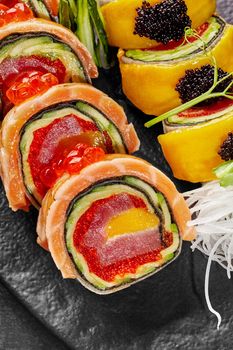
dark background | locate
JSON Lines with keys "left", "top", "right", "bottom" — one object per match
{"left": 0, "top": 1, "right": 233, "bottom": 349}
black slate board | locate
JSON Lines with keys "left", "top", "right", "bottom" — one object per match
{"left": 0, "top": 2, "right": 233, "bottom": 349}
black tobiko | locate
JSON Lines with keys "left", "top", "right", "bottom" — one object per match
{"left": 134, "top": 0, "right": 191, "bottom": 44}
{"left": 176, "top": 65, "right": 232, "bottom": 104}
{"left": 219, "top": 133, "right": 233, "bottom": 161}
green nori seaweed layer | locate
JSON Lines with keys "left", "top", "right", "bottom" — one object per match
{"left": 176, "top": 64, "right": 233, "bottom": 104}
{"left": 134, "top": 0, "right": 191, "bottom": 44}
{"left": 219, "top": 132, "right": 233, "bottom": 161}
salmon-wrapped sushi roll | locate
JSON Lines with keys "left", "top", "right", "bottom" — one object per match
{"left": 0, "top": 18, "right": 97, "bottom": 116}
{"left": 37, "top": 155, "right": 195, "bottom": 293}
{"left": 118, "top": 16, "right": 233, "bottom": 116}
{"left": 0, "top": 84, "right": 139, "bottom": 211}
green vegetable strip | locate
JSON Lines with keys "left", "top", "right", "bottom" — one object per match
{"left": 87, "top": 0, "right": 110, "bottom": 68}
{"left": 214, "top": 161, "right": 233, "bottom": 187}
{"left": 75, "top": 0, "right": 110, "bottom": 68}
{"left": 59, "top": 0, "right": 72, "bottom": 29}
{"left": 76, "top": 0, "right": 96, "bottom": 64}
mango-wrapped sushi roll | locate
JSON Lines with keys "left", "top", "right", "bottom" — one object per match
{"left": 0, "top": 18, "right": 97, "bottom": 116}
{"left": 101, "top": 0, "right": 216, "bottom": 49}
{"left": 153, "top": 60, "right": 233, "bottom": 183}
{"left": 158, "top": 105, "right": 233, "bottom": 183}
{"left": 0, "top": 84, "right": 139, "bottom": 211}
{"left": 37, "top": 155, "right": 195, "bottom": 293}
{"left": 118, "top": 16, "right": 233, "bottom": 116}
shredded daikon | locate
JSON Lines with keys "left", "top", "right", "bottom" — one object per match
{"left": 184, "top": 181, "right": 233, "bottom": 329}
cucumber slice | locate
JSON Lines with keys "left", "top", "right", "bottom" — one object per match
{"left": 87, "top": 0, "right": 110, "bottom": 68}
{"left": 76, "top": 0, "right": 96, "bottom": 63}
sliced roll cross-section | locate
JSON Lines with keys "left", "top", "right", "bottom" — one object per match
{"left": 0, "top": 84, "right": 139, "bottom": 211}
{"left": 159, "top": 106, "right": 233, "bottom": 183}
{"left": 118, "top": 16, "right": 233, "bottom": 116}
{"left": 101, "top": 0, "right": 216, "bottom": 49}
{"left": 0, "top": 19, "right": 97, "bottom": 116}
{"left": 37, "top": 155, "right": 195, "bottom": 293}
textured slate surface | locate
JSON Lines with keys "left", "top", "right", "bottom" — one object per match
{"left": 0, "top": 1, "right": 232, "bottom": 349}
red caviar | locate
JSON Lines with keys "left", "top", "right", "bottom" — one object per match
{"left": 0, "top": 55, "right": 66, "bottom": 116}
{"left": 6, "top": 71, "right": 58, "bottom": 105}
{"left": 0, "top": 2, "right": 33, "bottom": 27}
{"left": 73, "top": 193, "right": 163, "bottom": 282}
{"left": 28, "top": 115, "right": 108, "bottom": 196}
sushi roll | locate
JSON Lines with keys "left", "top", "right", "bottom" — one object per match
{"left": 21, "top": 0, "right": 110, "bottom": 68}
{"left": 163, "top": 98, "right": 233, "bottom": 133}
{"left": 0, "top": 84, "right": 139, "bottom": 211}
{"left": 37, "top": 154, "right": 195, "bottom": 293}
{"left": 101, "top": 0, "right": 216, "bottom": 49}
{"left": 158, "top": 104, "right": 233, "bottom": 183}
{"left": 0, "top": 18, "right": 98, "bottom": 116}
{"left": 118, "top": 16, "right": 233, "bottom": 116}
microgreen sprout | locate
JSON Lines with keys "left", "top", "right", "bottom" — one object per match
{"left": 145, "top": 28, "right": 233, "bottom": 128}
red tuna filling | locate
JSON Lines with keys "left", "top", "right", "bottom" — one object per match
{"left": 73, "top": 193, "right": 163, "bottom": 282}
{"left": 28, "top": 114, "right": 112, "bottom": 197}
{"left": 0, "top": 55, "right": 66, "bottom": 115}
{"left": 144, "top": 22, "right": 209, "bottom": 51}
{"left": 178, "top": 98, "right": 233, "bottom": 118}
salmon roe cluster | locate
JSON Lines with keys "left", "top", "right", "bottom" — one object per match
{"left": 40, "top": 143, "right": 105, "bottom": 188}
{"left": 0, "top": 2, "right": 33, "bottom": 27}
{"left": 6, "top": 71, "right": 58, "bottom": 105}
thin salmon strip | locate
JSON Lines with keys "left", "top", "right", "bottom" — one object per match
{"left": 37, "top": 155, "right": 195, "bottom": 294}
{"left": 0, "top": 19, "right": 98, "bottom": 79}
{"left": 0, "top": 84, "right": 140, "bottom": 211}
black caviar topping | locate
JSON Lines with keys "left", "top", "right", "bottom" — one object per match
{"left": 134, "top": 0, "right": 191, "bottom": 44}
{"left": 219, "top": 133, "right": 233, "bottom": 161}
{"left": 176, "top": 65, "right": 233, "bottom": 104}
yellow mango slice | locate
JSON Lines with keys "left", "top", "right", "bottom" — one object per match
{"left": 118, "top": 24, "right": 233, "bottom": 116}
{"left": 158, "top": 114, "right": 233, "bottom": 183}
{"left": 106, "top": 208, "right": 160, "bottom": 238}
{"left": 101, "top": 0, "right": 216, "bottom": 49}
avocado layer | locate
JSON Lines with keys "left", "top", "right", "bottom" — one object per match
{"left": 124, "top": 16, "right": 224, "bottom": 63}
{"left": 19, "top": 101, "right": 127, "bottom": 206}
{"left": 65, "top": 176, "right": 181, "bottom": 291}
{"left": 0, "top": 33, "right": 86, "bottom": 82}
